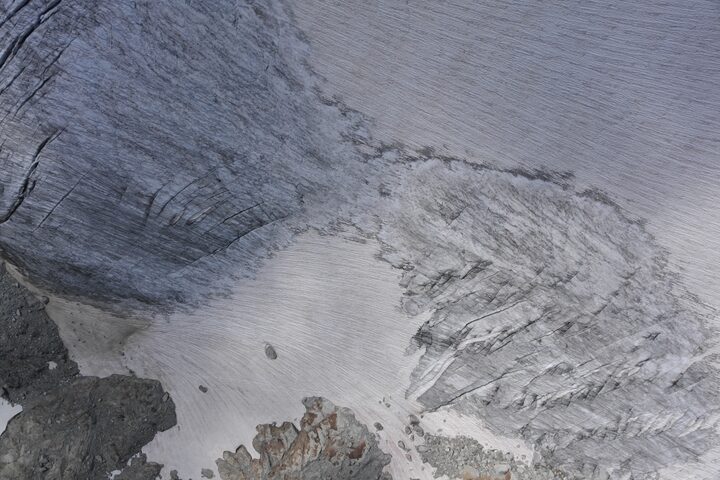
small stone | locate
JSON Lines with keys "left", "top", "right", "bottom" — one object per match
{"left": 162, "top": 392, "right": 170, "bottom": 402}
{"left": 170, "top": 470, "right": 180, "bottom": 480}
{"left": 405, "top": 453, "right": 412, "bottom": 461}
{"left": 15, "top": 308, "right": 21, "bottom": 316}
{"left": 398, "top": 440, "right": 407, "bottom": 451}
{"left": 199, "top": 385, "right": 208, "bottom": 393}
{"left": 39, "top": 454, "right": 50, "bottom": 471}
{"left": 413, "top": 425, "right": 424, "bottom": 437}
{"left": 416, "top": 445, "right": 428, "bottom": 453}
{"left": 408, "top": 414, "right": 420, "bottom": 426}
{"left": 404, "top": 426, "right": 412, "bottom": 435}
{"left": 264, "top": 344, "right": 278, "bottom": 360}
{"left": 374, "top": 422, "right": 384, "bottom": 431}
{"left": 47, "top": 361, "right": 57, "bottom": 371}
{"left": 201, "top": 468, "right": 214, "bottom": 478}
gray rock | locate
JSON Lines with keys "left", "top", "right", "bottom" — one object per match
{"left": 0, "top": 262, "right": 78, "bottom": 404}
{"left": 0, "top": 374, "right": 176, "bottom": 480}
{"left": 0, "top": 261, "right": 177, "bottom": 479}
{"left": 115, "top": 454, "right": 164, "bottom": 480}
{"left": 264, "top": 344, "right": 278, "bottom": 360}
{"left": 201, "top": 468, "right": 215, "bottom": 478}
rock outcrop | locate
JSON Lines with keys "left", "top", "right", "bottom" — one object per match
{"left": 114, "top": 454, "right": 164, "bottom": 480}
{"left": 0, "top": 262, "right": 77, "bottom": 403}
{"left": 0, "top": 263, "right": 176, "bottom": 480}
{"left": 216, "top": 397, "right": 391, "bottom": 480}
{"left": 0, "top": 374, "right": 175, "bottom": 480}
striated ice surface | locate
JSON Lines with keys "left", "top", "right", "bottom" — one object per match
{"left": 1, "top": 1, "right": 718, "bottom": 479}
{"left": 291, "top": 0, "right": 720, "bottom": 306}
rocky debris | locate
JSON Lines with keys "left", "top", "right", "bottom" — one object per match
{"left": 264, "top": 344, "right": 278, "bottom": 360}
{"left": 216, "top": 397, "right": 392, "bottom": 479}
{"left": 417, "top": 434, "right": 570, "bottom": 480}
{"left": 199, "top": 385, "right": 209, "bottom": 393}
{"left": 0, "top": 374, "right": 176, "bottom": 480}
{"left": 373, "top": 422, "right": 384, "bottom": 431}
{"left": 114, "top": 454, "right": 164, "bottom": 480}
{"left": 0, "top": 263, "right": 78, "bottom": 404}
{"left": 404, "top": 415, "right": 425, "bottom": 438}
{"left": 202, "top": 468, "right": 216, "bottom": 478}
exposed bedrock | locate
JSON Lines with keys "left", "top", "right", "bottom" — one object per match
{"left": 216, "top": 397, "right": 392, "bottom": 480}
{"left": 0, "top": 262, "right": 77, "bottom": 403}
{"left": 0, "top": 263, "right": 177, "bottom": 480}
{"left": 113, "top": 454, "right": 165, "bottom": 480}
{"left": 0, "top": 374, "right": 176, "bottom": 480}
